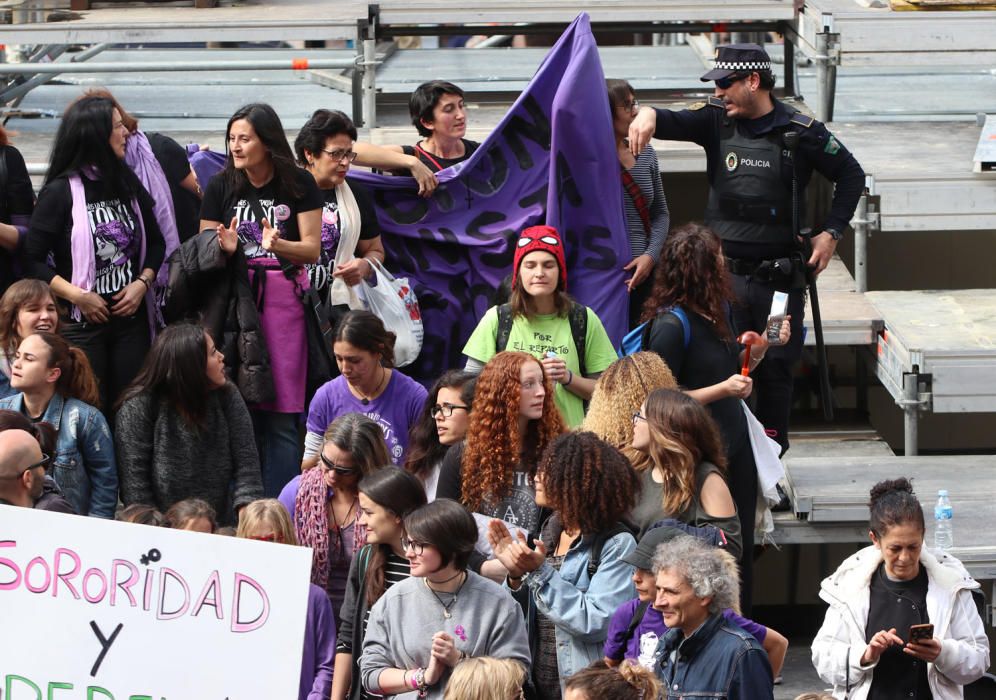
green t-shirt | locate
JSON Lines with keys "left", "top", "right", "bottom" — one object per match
{"left": 462, "top": 305, "right": 618, "bottom": 427}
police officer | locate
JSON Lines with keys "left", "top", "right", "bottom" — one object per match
{"left": 629, "top": 43, "right": 865, "bottom": 456}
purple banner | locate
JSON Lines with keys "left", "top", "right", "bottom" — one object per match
{"left": 350, "top": 13, "right": 630, "bottom": 382}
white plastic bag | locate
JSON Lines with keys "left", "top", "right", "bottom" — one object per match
{"left": 356, "top": 259, "right": 424, "bottom": 367}
{"left": 741, "top": 400, "right": 786, "bottom": 543}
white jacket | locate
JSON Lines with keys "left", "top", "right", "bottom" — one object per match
{"left": 811, "top": 545, "right": 989, "bottom": 700}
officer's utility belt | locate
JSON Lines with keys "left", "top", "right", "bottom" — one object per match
{"left": 726, "top": 254, "right": 808, "bottom": 290}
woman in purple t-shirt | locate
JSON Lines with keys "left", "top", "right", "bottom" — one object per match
{"left": 304, "top": 311, "right": 427, "bottom": 467}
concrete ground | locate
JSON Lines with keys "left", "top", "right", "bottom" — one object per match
{"left": 776, "top": 639, "right": 827, "bottom": 700}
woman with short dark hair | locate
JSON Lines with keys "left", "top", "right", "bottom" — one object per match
{"left": 304, "top": 310, "right": 428, "bottom": 466}
{"left": 23, "top": 95, "right": 167, "bottom": 411}
{"left": 360, "top": 499, "right": 531, "bottom": 699}
{"left": 199, "top": 102, "right": 322, "bottom": 497}
{"left": 115, "top": 322, "right": 263, "bottom": 525}
{"left": 294, "top": 110, "right": 384, "bottom": 307}
{"left": 812, "top": 478, "right": 989, "bottom": 699}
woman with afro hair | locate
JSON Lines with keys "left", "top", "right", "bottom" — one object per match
{"left": 436, "top": 351, "right": 565, "bottom": 581}
{"left": 487, "top": 431, "right": 638, "bottom": 699}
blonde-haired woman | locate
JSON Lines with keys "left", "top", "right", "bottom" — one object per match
{"left": 443, "top": 657, "right": 526, "bottom": 700}
{"left": 581, "top": 351, "right": 676, "bottom": 471}
{"left": 237, "top": 499, "right": 336, "bottom": 700}
{"left": 629, "top": 388, "right": 741, "bottom": 559}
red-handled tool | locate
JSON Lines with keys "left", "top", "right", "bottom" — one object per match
{"left": 737, "top": 331, "right": 764, "bottom": 376}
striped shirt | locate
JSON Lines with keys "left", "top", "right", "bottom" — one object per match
{"left": 622, "top": 144, "right": 670, "bottom": 261}
{"left": 361, "top": 552, "right": 411, "bottom": 635}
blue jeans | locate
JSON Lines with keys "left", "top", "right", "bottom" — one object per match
{"left": 251, "top": 410, "right": 302, "bottom": 498}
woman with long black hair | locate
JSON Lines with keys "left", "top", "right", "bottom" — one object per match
{"left": 199, "top": 102, "right": 322, "bottom": 496}
{"left": 115, "top": 322, "right": 263, "bottom": 525}
{"left": 23, "top": 95, "right": 166, "bottom": 411}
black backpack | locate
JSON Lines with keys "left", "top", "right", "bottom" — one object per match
{"left": 495, "top": 301, "right": 588, "bottom": 377}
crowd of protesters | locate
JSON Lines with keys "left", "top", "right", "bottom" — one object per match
{"left": 0, "top": 44, "right": 989, "bottom": 700}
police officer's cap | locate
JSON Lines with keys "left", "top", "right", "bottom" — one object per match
{"left": 700, "top": 43, "right": 771, "bottom": 82}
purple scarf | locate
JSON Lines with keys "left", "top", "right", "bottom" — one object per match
{"left": 125, "top": 131, "right": 179, "bottom": 286}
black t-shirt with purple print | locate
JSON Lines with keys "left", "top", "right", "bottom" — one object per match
{"left": 24, "top": 174, "right": 166, "bottom": 308}
{"left": 310, "top": 181, "right": 378, "bottom": 294}
{"left": 200, "top": 168, "right": 323, "bottom": 264}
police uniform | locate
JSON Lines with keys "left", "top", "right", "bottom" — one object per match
{"left": 651, "top": 44, "right": 865, "bottom": 455}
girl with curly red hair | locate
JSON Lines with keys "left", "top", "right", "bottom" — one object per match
{"left": 436, "top": 351, "right": 565, "bottom": 580}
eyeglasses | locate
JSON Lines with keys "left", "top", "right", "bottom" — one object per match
{"left": 322, "top": 148, "right": 358, "bottom": 163}
{"left": 320, "top": 452, "right": 360, "bottom": 477}
{"left": 0, "top": 454, "right": 51, "bottom": 480}
{"left": 632, "top": 410, "right": 647, "bottom": 424}
{"left": 715, "top": 73, "right": 750, "bottom": 89}
{"left": 249, "top": 532, "right": 285, "bottom": 543}
{"left": 430, "top": 403, "right": 469, "bottom": 418}
{"left": 623, "top": 99, "right": 641, "bottom": 112}
{"left": 400, "top": 535, "right": 427, "bottom": 555}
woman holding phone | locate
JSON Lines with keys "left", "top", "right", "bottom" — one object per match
{"left": 812, "top": 478, "right": 989, "bottom": 699}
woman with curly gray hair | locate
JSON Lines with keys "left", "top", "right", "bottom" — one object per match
{"left": 651, "top": 535, "right": 774, "bottom": 699}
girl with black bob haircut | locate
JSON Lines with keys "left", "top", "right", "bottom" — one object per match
{"left": 24, "top": 95, "right": 166, "bottom": 411}
{"left": 488, "top": 431, "right": 639, "bottom": 697}
{"left": 115, "top": 323, "right": 263, "bottom": 525}
{"left": 293, "top": 109, "right": 384, "bottom": 307}
{"left": 813, "top": 477, "right": 990, "bottom": 699}
{"left": 333, "top": 467, "right": 428, "bottom": 700}
{"left": 404, "top": 370, "right": 476, "bottom": 500}
{"left": 305, "top": 310, "right": 427, "bottom": 467}
{"left": 199, "top": 102, "right": 322, "bottom": 498}
{"left": 360, "top": 499, "right": 530, "bottom": 699}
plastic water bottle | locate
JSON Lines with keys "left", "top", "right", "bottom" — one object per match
{"left": 934, "top": 490, "right": 953, "bottom": 551}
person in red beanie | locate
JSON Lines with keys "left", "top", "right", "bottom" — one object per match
{"left": 461, "top": 225, "right": 617, "bottom": 427}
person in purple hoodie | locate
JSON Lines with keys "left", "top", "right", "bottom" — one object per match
{"left": 304, "top": 310, "right": 427, "bottom": 467}
{"left": 236, "top": 498, "right": 335, "bottom": 700}
{"left": 602, "top": 524, "right": 788, "bottom": 679}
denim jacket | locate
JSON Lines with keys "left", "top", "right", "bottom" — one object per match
{"left": 520, "top": 517, "right": 637, "bottom": 692}
{"left": 0, "top": 392, "right": 117, "bottom": 518}
{"left": 656, "top": 613, "right": 774, "bottom": 700}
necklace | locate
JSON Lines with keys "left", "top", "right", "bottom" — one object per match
{"left": 424, "top": 571, "right": 466, "bottom": 619}
{"left": 354, "top": 367, "right": 387, "bottom": 406}
{"left": 330, "top": 496, "right": 358, "bottom": 554}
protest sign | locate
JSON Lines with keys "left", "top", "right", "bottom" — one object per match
{"left": 350, "top": 12, "right": 630, "bottom": 382}
{"left": 0, "top": 507, "right": 312, "bottom": 699}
